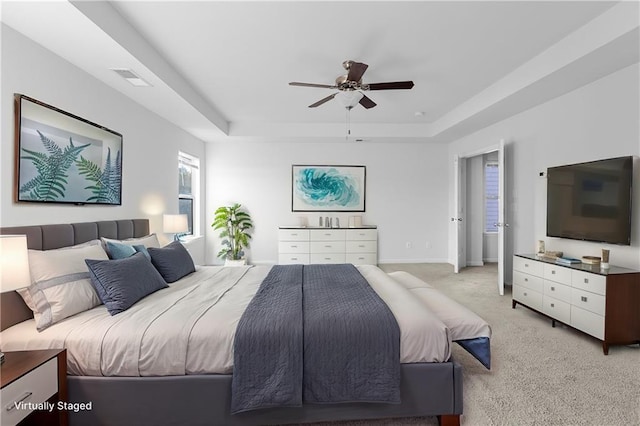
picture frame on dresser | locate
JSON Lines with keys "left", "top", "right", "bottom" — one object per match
{"left": 291, "top": 165, "right": 365, "bottom": 212}
{"left": 14, "top": 94, "right": 123, "bottom": 206}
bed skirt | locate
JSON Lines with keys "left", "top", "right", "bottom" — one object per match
{"left": 68, "top": 361, "right": 463, "bottom": 426}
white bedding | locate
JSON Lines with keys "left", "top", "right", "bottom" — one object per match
{"left": 1, "top": 265, "right": 452, "bottom": 376}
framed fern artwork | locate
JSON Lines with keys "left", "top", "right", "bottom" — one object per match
{"left": 14, "top": 94, "right": 123, "bottom": 205}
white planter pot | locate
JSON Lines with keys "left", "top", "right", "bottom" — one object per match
{"left": 225, "top": 259, "right": 247, "bottom": 267}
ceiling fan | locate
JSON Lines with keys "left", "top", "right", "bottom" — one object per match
{"left": 289, "top": 60, "right": 414, "bottom": 109}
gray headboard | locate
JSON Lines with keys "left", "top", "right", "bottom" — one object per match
{"left": 0, "top": 219, "right": 150, "bottom": 331}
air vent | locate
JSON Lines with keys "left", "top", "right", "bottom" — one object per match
{"left": 110, "top": 68, "right": 151, "bottom": 87}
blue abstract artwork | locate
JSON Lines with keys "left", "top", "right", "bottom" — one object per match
{"left": 292, "top": 165, "right": 365, "bottom": 212}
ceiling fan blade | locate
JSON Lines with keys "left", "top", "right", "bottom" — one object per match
{"left": 289, "top": 82, "right": 338, "bottom": 89}
{"left": 367, "top": 81, "right": 414, "bottom": 91}
{"left": 309, "top": 93, "right": 338, "bottom": 108}
{"left": 359, "top": 94, "right": 377, "bottom": 109}
{"left": 347, "top": 62, "right": 369, "bottom": 82}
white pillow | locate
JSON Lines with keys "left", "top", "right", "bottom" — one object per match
{"left": 17, "top": 242, "right": 108, "bottom": 331}
{"left": 101, "top": 233, "right": 160, "bottom": 257}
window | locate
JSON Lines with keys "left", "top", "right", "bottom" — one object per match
{"left": 178, "top": 152, "right": 200, "bottom": 236}
{"left": 484, "top": 162, "right": 499, "bottom": 233}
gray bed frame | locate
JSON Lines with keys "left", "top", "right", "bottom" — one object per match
{"left": 0, "top": 219, "right": 463, "bottom": 426}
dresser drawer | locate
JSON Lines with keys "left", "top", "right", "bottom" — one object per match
{"left": 346, "top": 240, "right": 376, "bottom": 253}
{"left": 1, "top": 358, "right": 58, "bottom": 426}
{"left": 278, "top": 241, "right": 309, "bottom": 253}
{"left": 571, "top": 288, "right": 605, "bottom": 316}
{"left": 571, "top": 271, "right": 606, "bottom": 296}
{"left": 543, "top": 264, "right": 572, "bottom": 285}
{"left": 346, "top": 253, "right": 377, "bottom": 265}
{"left": 513, "top": 271, "right": 543, "bottom": 293}
{"left": 278, "top": 254, "right": 310, "bottom": 264}
{"left": 310, "top": 241, "right": 346, "bottom": 253}
{"left": 310, "top": 229, "right": 346, "bottom": 241}
{"left": 571, "top": 305, "right": 604, "bottom": 340}
{"left": 278, "top": 229, "right": 309, "bottom": 241}
{"left": 310, "top": 253, "right": 346, "bottom": 264}
{"left": 513, "top": 284, "right": 543, "bottom": 312}
{"left": 346, "top": 229, "right": 377, "bottom": 241}
{"left": 513, "top": 256, "right": 544, "bottom": 276}
{"left": 543, "top": 280, "right": 571, "bottom": 304}
{"left": 542, "top": 295, "right": 571, "bottom": 324}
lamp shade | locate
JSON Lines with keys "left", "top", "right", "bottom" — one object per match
{"left": 0, "top": 235, "right": 31, "bottom": 292}
{"left": 336, "top": 91, "right": 364, "bottom": 108}
{"left": 163, "top": 214, "right": 189, "bottom": 234}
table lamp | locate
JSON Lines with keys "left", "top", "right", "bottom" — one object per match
{"left": 0, "top": 235, "right": 31, "bottom": 363}
{"left": 163, "top": 214, "right": 189, "bottom": 241}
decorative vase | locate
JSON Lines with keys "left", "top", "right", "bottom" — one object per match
{"left": 225, "top": 258, "right": 247, "bottom": 267}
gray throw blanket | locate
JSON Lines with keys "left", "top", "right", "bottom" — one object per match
{"left": 231, "top": 264, "right": 400, "bottom": 413}
{"left": 303, "top": 264, "right": 401, "bottom": 404}
{"left": 230, "top": 265, "right": 304, "bottom": 414}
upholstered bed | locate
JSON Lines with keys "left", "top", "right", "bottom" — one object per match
{"left": 0, "top": 219, "right": 491, "bottom": 426}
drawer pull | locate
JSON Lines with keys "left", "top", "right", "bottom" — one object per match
{"left": 524, "top": 278, "right": 528, "bottom": 282}
{"left": 551, "top": 270, "right": 556, "bottom": 275}
{"left": 523, "top": 292, "right": 528, "bottom": 296}
{"left": 525, "top": 263, "right": 529, "bottom": 267}
{"left": 358, "top": 244, "right": 365, "bottom": 248}
{"left": 358, "top": 257, "right": 365, "bottom": 260}
{"left": 291, "top": 233, "right": 298, "bottom": 236}
{"left": 359, "top": 233, "right": 366, "bottom": 236}
{"left": 324, "top": 257, "right": 331, "bottom": 260}
{"left": 584, "top": 278, "right": 589, "bottom": 283}
{"left": 291, "top": 245, "right": 297, "bottom": 248}
{"left": 581, "top": 296, "right": 588, "bottom": 302}
{"left": 291, "top": 257, "right": 298, "bottom": 260}
{"left": 324, "top": 233, "right": 332, "bottom": 236}
{"left": 324, "top": 245, "right": 332, "bottom": 248}
{"left": 550, "top": 286, "right": 555, "bottom": 291}
{"left": 6, "top": 391, "right": 33, "bottom": 412}
{"left": 550, "top": 303, "right": 555, "bottom": 308}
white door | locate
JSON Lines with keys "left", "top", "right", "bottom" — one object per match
{"left": 496, "top": 139, "right": 507, "bottom": 295}
{"left": 453, "top": 156, "right": 467, "bottom": 273}
{"left": 452, "top": 140, "right": 508, "bottom": 293}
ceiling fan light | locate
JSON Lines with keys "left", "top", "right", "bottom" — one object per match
{"left": 336, "top": 91, "right": 364, "bottom": 108}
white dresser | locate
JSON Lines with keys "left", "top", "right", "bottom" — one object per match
{"left": 278, "top": 227, "right": 377, "bottom": 265}
{"left": 512, "top": 254, "right": 640, "bottom": 354}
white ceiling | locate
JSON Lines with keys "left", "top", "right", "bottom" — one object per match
{"left": 2, "top": 1, "right": 638, "bottom": 143}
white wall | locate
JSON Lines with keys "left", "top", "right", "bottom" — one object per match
{"left": 205, "top": 141, "right": 449, "bottom": 265}
{"left": 0, "top": 25, "right": 206, "bottom": 245}
{"left": 449, "top": 63, "right": 640, "bottom": 273}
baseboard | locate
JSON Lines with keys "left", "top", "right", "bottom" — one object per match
{"left": 483, "top": 258, "right": 498, "bottom": 263}
{"left": 378, "top": 258, "right": 450, "bottom": 264}
{"left": 467, "top": 261, "right": 484, "bottom": 267}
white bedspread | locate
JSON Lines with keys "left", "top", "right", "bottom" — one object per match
{"left": 1, "top": 265, "right": 451, "bottom": 376}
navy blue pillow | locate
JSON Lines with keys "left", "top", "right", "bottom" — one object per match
{"left": 147, "top": 241, "right": 196, "bottom": 283}
{"left": 85, "top": 253, "right": 168, "bottom": 315}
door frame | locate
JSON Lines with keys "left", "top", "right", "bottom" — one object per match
{"left": 452, "top": 140, "right": 507, "bottom": 295}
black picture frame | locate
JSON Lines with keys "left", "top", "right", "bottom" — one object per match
{"left": 14, "top": 94, "right": 123, "bottom": 206}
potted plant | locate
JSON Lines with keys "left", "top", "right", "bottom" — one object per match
{"left": 212, "top": 203, "right": 253, "bottom": 266}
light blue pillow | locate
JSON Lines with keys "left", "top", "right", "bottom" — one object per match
{"left": 105, "top": 241, "right": 136, "bottom": 260}
{"left": 133, "top": 244, "right": 151, "bottom": 260}
{"left": 85, "top": 253, "right": 168, "bottom": 315}
{"left": 147, "top": 241, "right": 196, "bottom": 283}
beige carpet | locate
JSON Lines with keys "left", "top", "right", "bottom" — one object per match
{"left": 306, "top": 263, "right": 640, "bottom": 426}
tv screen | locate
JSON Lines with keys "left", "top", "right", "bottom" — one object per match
{"left": 546, "top": 156, "right": 633, "bottom": 245}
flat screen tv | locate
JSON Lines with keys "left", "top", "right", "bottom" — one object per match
{"left": 546, "top": 156, "right": 633, "bottom": 245}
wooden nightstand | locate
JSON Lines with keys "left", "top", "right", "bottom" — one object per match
{"left": 1, "top": 349, "right": 68, "bottom": 426}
